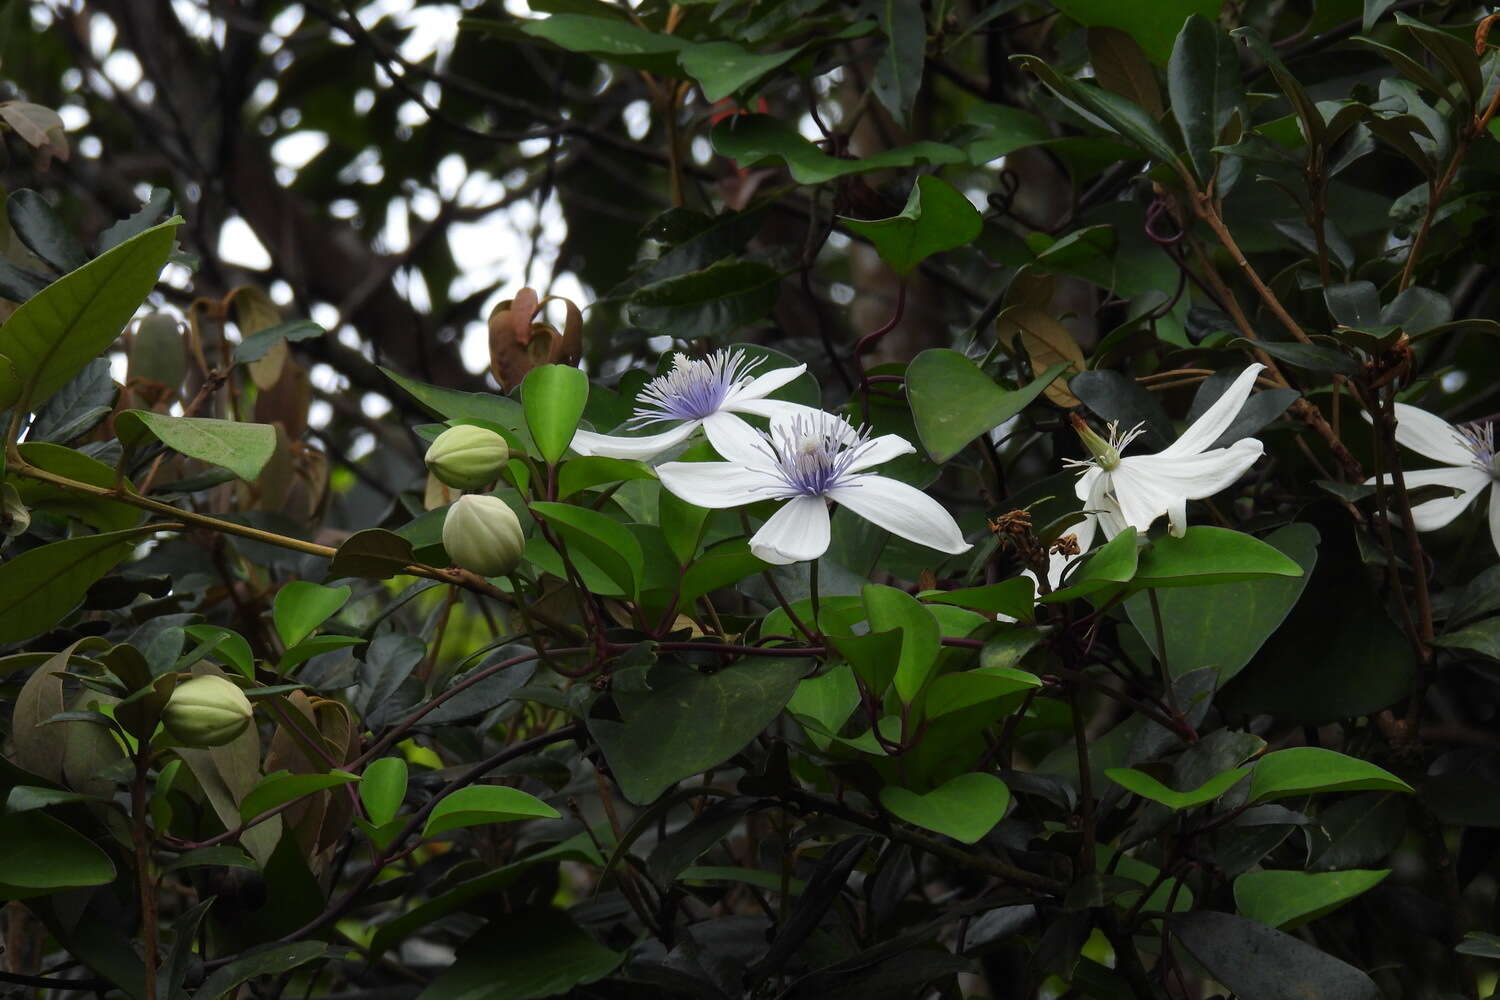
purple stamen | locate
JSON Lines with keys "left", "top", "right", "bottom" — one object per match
{"left": 759, "top": 412, "right": 874, "bottom": 497}
{"left": 628, "top": 349, "right": 762, "bottom": 427}
{"left": 1458, "top": 420, "right": 1499, "bottom": 479}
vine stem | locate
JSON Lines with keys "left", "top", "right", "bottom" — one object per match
{"left": 130, "top": 750, "right": 158, "bottom": 1000}
{"left": 7, "top": 455, "right": 575, "bottom": 633}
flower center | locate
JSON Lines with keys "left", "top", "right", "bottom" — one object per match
{"left": 1065, "top": 416, "right": 1145, "bottom": 474}
{"left": 760, "top": 413, "right": 873, "bottom": 497}
{"left": 628, "top": 349, "right": 760, "bottom": 427}
{"left": 1458, "top": 420, "right": 1499, "bottom": 480}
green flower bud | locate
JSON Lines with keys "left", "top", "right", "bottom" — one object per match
{"left": 442, "top": 494, "right": 526, "bottom": 578}
{"left": 1070, "top": 413, "right": 1121, "bottom": 471}
{"left": 425, "top": 425, "right": 510, "bottom": 490}
{"left": 162, "top": 675, "right": 254, "bottom": 748}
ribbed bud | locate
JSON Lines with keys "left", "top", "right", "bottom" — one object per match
{"left": 442, "top": 494, "right": 526, "bottom": 578}
{"left": 425, "top": 425, "right": 510, "bottom": 490}
{"left": 161, "top": 675, "right": 254, "bottom": 748}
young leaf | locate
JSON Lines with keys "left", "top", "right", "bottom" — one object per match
{"left": 1131, "top": 527, "right": 1305, "bottom": 589}
{"left": 1106, "top": 766, "right": 1249, "bottom": 811}
{"left": 863, "top": 584, "right": 941, "bottom": 704}
{"left": 115, "top": 411, "right": 277, "bottom": 481}
{"left": 423, "top": 784, "right": 561, "bottom": 838}
{"left": 522, "top": 364, "right": 589, "bottom": 464}
{"left": 1249, "top": 747, "right": 1413, "bottom": 803}
{"left": 879, "top": 772, "right": 1010, "bottom": 844}
{"left": 273, "top": 581, "right": 351, "bottom": 647}
{"left": 1234, "top": 869, "right": 1390, "bottom": 930}
{"left": 906, "top": 350, "right": 1066, "bottom": 462}
{"left": 530, "top": 501, "right": 643, "bottom": 597}
{"left": 840, "top": 176, "right": 981, "bottom": 275}
{"left": 0, "top": 217, "right": 180, "bottom": 411}
{"left": 239, "top": 770, "right": 360, "bottom": 822}
{"left": 360, "top": 757, "right": 409, "bottom": 827}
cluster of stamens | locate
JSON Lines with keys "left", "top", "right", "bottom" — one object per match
{"left": 757, "top": 412, "right": 874, "bottom": 498}
{"left": 1458, "top": 420, "right": 1499, "bottom": 479}
{"left": 628, "top": 349, "right": 760, "bottom": 427}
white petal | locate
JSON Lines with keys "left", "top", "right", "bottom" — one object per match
{"left": 728, "top": 397, "right": 821, "bottom": 422}
{"left": 1074, "top": 465, "right": 1103, "bottom": 504}
{"left": 1108, "top": 439, "right": 1264, "bottom": 533}
{"left": 1490, "top": 485, "right": 1500, "bottom": 558}
{"left": 725, "top": 363, "right": 807, "bottom": 405}
{"left": 1165, "top": 495, "right": 1188, "bottom": 537}
{"left": 701, "top": 411, "right": 778, "bottom": 471}
{"left": 845, "top": 434, "right": 917, "bottom": 474}
{"left": 1391, "top": 402, "right": 1474, "bottom": 467}
{"left": 571, "top": 420, "right": 700, "bottom": 460}
{"left": 750, "top": 495, "right": 830, "bottom": 564}
{"left": 658, "top": 461, "right": 780, "bottom": 509}
{"left": 1366, "top": 466, "right": 1489, "bottom": 532}
{"left": 1161, "top": 363, "right": 1265, "bottom": 458}
{"left": 1073, "top": 513, "right": 1098, "bottom": 553}
{"left": 1080, "top": 469, "right": 1129, "bottom": 540}
{"left": 826, "top": 475, "right": 971, "bottom": 555}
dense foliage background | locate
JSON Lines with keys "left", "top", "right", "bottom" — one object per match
{"left": 4, "top": 0, "right": 1500, "bottom": 997}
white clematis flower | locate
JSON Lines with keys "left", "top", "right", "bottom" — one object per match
{"left": 657, "top": 411, "right": 971, "bottom": 565}
{"left": 1366, "top": 402, "right": 1500, "bottom": 555}
{"left": 570, "top": 349, "right": 811, "bottom": 461}
{"left": 1070, "top": 364, "right": 1267, "bottom": 539}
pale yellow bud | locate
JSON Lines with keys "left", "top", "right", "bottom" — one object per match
{"left": 442, "top": 494, "right": 526, "bottom": 578}
{"left": 425, "top": 425, "right": 510, "bottom": 490}
{"left": 161, "top": 675, "right": 254, "bottom": 748}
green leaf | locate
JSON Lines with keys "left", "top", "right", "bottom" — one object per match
{"left": 181, "top": 625, "right": 256, "bottom": 680}
{"left": 1125, "top": 523, "right": 1318, "bottom": 683}
{"left": 1050, "top": 0, "right": 1223, "bottom": 63}
{"left": 114, "top": 411, "right": 277, "bottom": 481}
{"left": 872, "top": 0, "right": 925, "bottom": 128}
{"left": 923, "top": 666, "right": 1042, "bottom": 719}
{"left": 273, "top": 581, "right": 351, "bottom": 647}
{"left": 422, "top": 784, "right": 561, "bottom": 838}
{"left": 1168, "top": 14, "right": 1242, "bottom": 183}
{"left": 922, "top": 577, "right": 1036, "bottom": 620}
{"left": 1228, "top": 337, "right": 1359, "bottom": 375}
{"left": 1234, "top": 869, "right": 1390, "bottom": 930}
{"left": 906, "top": 351, "right": 1066, "bottom": 462}
{"left": 232, "top": 319, "right": 324, "bottom": 364}
{"left": 678, "top": 41, "right": 801, "bottom": 102}
{"left": 12, "top": 441, "right": 141, "bottom": 531}
{"left": 1106, "top": 766, "right": 1249, "bottom": 811}
{"left": 879, "top": 772, "right": 1010, "bottom": 844}
{"left": 627, "top": 258, "right": 781, "bottom": 339}
{"left": 522, "top": 364, "right": 589, "bottom": 465}
{"left": 1249, "top": 747, "right": 1413, "bottom": 803}
{"left": 787, "top": 663, "right": 861, "bottom": 745}
{"left": 1040, "top": 527, "right": 1139, "bottom": 603}
{"left": 7, "top": 189, "right": 88, "bottom": 272}
{"left": 0, "top": 528, "right": 143, "bottom": 643}
{"left": 326, "top": 528, "right": 416, "bottom": 581}
{"left": 194, "top": 943, "right": 328, "bottom": 1000}
{"left": 360, "top": 757, "right": 408, "bottom": 827}
{"left": 827, "top": 628, "right": 904, "bottom": 697}
{"left": 840, "top": 177, "right": 980, "bottom": 275}
{"left": 1394, "top": 13, "right": 1483, "bottom": 105}
{"left": 416, "top": 910, "right": 622, "bottom": 1000}
{"left": 519, "top": 13, "right": 686, "bottom": 74}
{"left": 1169, "top": 910, "right": 1381, "bottom": 1000}
{"left": 711, "top": 115, "right": 966, "bottom": 185}
{"left": 239, "top": 770, "right": 360, "bottom": 823}
{"left": 1456, "top": 932, "right": 1500, "bottom": 960}
{"left": 277, "top": 634, "right": 364, "bottom": 674}
{"left": 0, "top": 218, "right": 180, "bottom": 411}
{"left": 590, "top": 657, "right": 806, "bottom": 804}
{"left": 1131, "top": 526, "right": 1305, "bottom": 590}
{"left": 557, "top": 456, "right": 656, "bottom": 499}
{"left": 864, "top": 584, "right": 941, "bottom": 704}
{"left": 1011, "top": 55, "right": 1183, "bottom": 169}
{"left": 0, "top": 811, "right": 116, "bottom": 898}
{"left": 381, "top": 366, "right": 525, "bottom": 429}
{"left": 1431, "top": 618, "right": 1500, "bottom": 660}
{"left": 530, "top": 502, "right": 643, "bottom": 597}
{"left": 1229, "top": 27, "right": 1324, "bottom": 148}
{"left": 677, "top": 543, "right": 770, "bottom": 607}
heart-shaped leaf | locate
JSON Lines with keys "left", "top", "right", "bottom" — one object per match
{"left": 880, "top": 772, "right": 1010, "bottom": 844}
